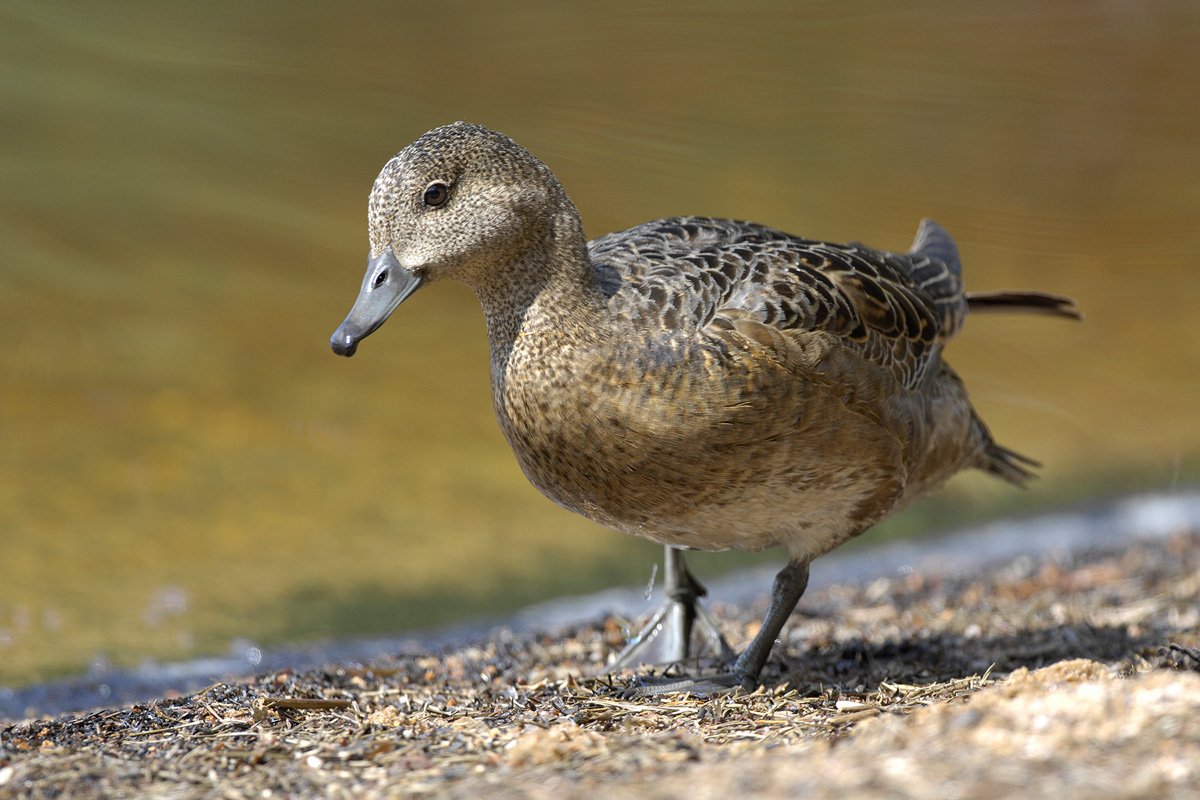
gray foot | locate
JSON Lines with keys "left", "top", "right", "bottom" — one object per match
{"left": 607, "top": 546, "right": 736, "bottom": 671}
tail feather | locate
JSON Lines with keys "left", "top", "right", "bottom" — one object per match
{"left": 979, "top": 442, "right": 1041, "bottom": 487}
{"left": 966, "top": 290, "right": 1082, "bottom": 321}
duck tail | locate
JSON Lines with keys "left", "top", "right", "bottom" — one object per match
{"left": 966, "top": 290, "right": 1082, "bottom": 321}
{"left": 978, "top": 441, "right": 1040, "bottom": 487}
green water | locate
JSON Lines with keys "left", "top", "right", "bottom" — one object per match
{"left": 2, "top": 1, "right": 1199, "bottom": 685}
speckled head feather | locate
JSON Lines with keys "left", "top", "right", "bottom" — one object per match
{"left": 367, "top": 122, "right": 585, "bottom": 292}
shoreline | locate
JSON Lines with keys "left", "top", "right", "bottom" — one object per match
{"left": 5, "top": 490, "right": 1199, "bottom": 722}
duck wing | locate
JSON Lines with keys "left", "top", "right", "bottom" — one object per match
{"left": 589, "top": 217, "right": 965, "bottom": 390}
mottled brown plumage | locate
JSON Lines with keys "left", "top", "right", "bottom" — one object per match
{"left": 331, "top": 121, "right": 1079, "bottom": 692}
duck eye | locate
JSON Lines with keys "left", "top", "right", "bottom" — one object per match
{"left": 423, "top": 181, "right": 449, "bottom": 207}
{"left": 372, "top": 269, "right": 389, "bottom": 289}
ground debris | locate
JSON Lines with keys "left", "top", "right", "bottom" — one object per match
{"left": 3, "top": 531, "right": 1200, "bottom": 799}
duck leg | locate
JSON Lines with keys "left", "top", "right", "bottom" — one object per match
{"left": 608, "top": 546, "right": 736, "bottom": 670}
{"left": 623, "top": 558, "right": 811, "bottom": 695}
{"left": 726, "top": 558, "right": 810, "bottom": 687}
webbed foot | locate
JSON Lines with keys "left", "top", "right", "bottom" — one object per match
{"left": 607, "top": 547, "right": 735, "bottom": 671}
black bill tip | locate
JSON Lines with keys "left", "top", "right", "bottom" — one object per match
{"left": 330, "top": 327, "right": 360, "bottom": 357}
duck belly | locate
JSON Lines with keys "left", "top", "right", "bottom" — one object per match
{"left": 496, "top": 334, "right": 976, "bottom": 561}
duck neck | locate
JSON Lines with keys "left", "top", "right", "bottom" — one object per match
{"left": 471, "top": 204, "right": 608, "bottom": 366}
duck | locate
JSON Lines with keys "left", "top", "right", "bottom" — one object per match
{"left": 330, "top": 121, "right": 1080, "bottom": 693}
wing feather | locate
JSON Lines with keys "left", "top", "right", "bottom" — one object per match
{"left": 589, "top": 217, "right": 958, "bottom": 389}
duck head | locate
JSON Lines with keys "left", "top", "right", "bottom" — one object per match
{"left": 330, "top": 121, "right": 569, "bottom": 357}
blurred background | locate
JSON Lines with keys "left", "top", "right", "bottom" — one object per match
{"left": 2, "top": 1, "right": 1198, "bottom": 687}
